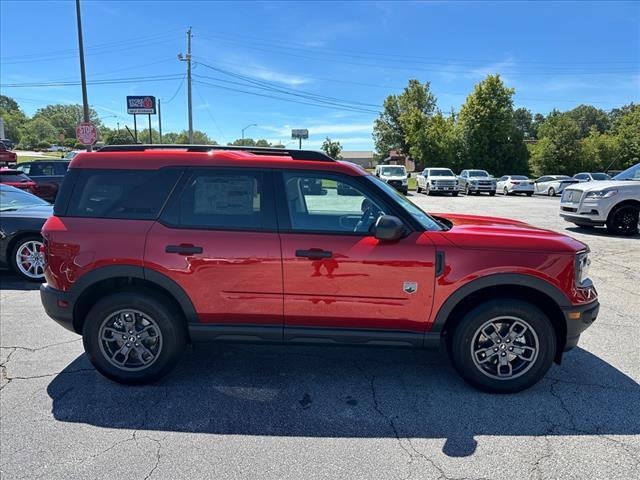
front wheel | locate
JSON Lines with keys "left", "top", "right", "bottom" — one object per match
{"left": 526, "top": 192, "right": 533, "bottom": 197}
{"left": 449, "top": 299, "right": 556, "bottom": 393}
{"left": 548, "top": 187, "right": 556, "bottom": 197}
{"left": 416, "top": 185, "right": 422, "bottom": 194}
{"left": 82, "top": 291, "right": 187, "bottom": 384}
{"left": 606, "top": 204, "right": 639, "bottom": 236}
{"left": 452, "top": 191, "right": 459, "bottom": 197}
{"left": 489, "top": 191, "right": 496, "bottom": 196}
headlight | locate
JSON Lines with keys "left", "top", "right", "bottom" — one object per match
{"left": 585, "top": 189, "right": 617, "bottom": 199}
{"left": 455, "top": 180, "right": 459, "bottom": 185}
{"left": 402, "top": 178, "right": 408, "bottom": 185}
{"left": 430, "top": 179, "right": 436, "bottom": 184}
{"left": 575, "top": 250, "right": 591, "bottom": 286}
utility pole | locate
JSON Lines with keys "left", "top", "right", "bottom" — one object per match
{"left": 158, "top": 99, "right": 162, "bottom": 144}
{"left": 75, "top": 0, "right": 92, "bottom": 152}
{"left": 186, "top": 27, "right": 193, "bottom": 143}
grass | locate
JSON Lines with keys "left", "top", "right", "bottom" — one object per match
{"left": 16, "top": 152, "right": 66, "bottom": 163}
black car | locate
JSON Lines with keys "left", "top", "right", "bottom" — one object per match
{"left": 0, "top": 184, "right": 52, "bottom": 281}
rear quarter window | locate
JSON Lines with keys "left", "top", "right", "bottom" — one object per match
{"left": 62, "top": 168, "right": 182, "bottom": 220}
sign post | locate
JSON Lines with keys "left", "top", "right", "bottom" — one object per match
{"left": 127, "top": 96, "right": 157, "bottom": 144}
{"left": 291, "top": 129, "right": 309, "bottom": 150}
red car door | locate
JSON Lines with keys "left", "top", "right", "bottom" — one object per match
{"left": 144, "top": 168, "right": 283, "bottom": 341}
{"left": 277, "top": 171, "right": 436, "bottom": 345}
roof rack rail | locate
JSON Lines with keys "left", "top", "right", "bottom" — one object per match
{"left": 97, "top": 144, "right": 335, "bottom": 162}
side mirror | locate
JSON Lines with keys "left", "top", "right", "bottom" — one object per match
{"left": 407, "top": 172, "right": 411, "bottom": 178}
{"left": 374, "top": 215, "right": 406, "bottom": 241}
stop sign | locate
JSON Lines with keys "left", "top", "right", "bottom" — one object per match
{"left": 76, "top": 122, "right": 98, "bottom": 145}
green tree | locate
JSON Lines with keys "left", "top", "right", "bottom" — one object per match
{"left": 372, "top": 79, "right": 436, "bottom": 160}
{"left": 227, "top": 138, "right": 272, "bottom": 147}
{"left": 513, "top": 108, "right": 535, "bottom": 139}
{"left": 580, "top": 128, "right": 617, "bottom": 171}
{"left": 530, "top": 110, "right": 582, "bottom": 175}
{"left": 32, "top": 104, "right": 102, "bottom": 141}
{"left": 566, "top": 104, "right": 610, "bottom": 138}
{"left": 0, "top": 95, "right": 28, "bottom": 143}
{"left": 458, "top": 74, "right": 527, "bottom": 175}
{"left": 321, "top": 137, "right": 343, "bottom": 159}
{"left": 611, "top": 107, "right": 640, "bottom": 170}
{"left": 105, "top": 129, "right": 136, "bottom": 145}
{"left": 20, "top": 118, "right": 58, "bottom": 149}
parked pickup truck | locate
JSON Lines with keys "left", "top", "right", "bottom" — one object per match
{"left": 15, "top": 160, "right": 70, "bottom": 202}
{"left": 416, "top": 167, "right": 459, "bottom": 196}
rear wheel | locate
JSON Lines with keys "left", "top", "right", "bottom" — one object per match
{"left": 548, "top": 187, "right": 556, "bottom": 197}
{"left": 10, "top": 235, "right": 45, "bottom": 282}
{"left": 606, "top": 204, "right": 639, "bottom": 236}
{"left": 82, "top": 291, "right": 187, "bottom": 384}
{"left": 449, "top": 299, "right": 556, "bottom": 393}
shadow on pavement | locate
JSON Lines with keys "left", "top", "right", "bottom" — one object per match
{"left": 0, "top": 271, "right": 41, "bottom": 291}
{"left": 565, "top": 226, "right": 640, "bottom": 239}
{"left": 47, "top": 344, "right": 639, "bottom": 457}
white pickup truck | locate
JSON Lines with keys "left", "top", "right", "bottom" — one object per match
{"left": 560, "top": 163, "right": 640, "bottom": 235}
{"left": 416, "top": 167, "right": 459, "bottom": 196}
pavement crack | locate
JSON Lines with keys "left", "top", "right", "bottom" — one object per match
{"left": 0, "top": 338, "right": 81, "bottom": 353}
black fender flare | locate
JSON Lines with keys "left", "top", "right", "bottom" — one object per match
{"left": 69, "top": 265, "right": 198, "bottom": 325}
{"left": 429, "top": 273, "right": 571, "bottom": 333}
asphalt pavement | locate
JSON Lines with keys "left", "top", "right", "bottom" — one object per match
{"left": 1, "top": 192, "right": 638, "bottom": 480}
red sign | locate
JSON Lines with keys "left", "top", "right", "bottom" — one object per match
{"left": 76, "top": 122, "right": 98, "bottom": 145}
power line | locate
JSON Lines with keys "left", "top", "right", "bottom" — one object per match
{"left": 0, "top": 73, "right": 184, "bottom": 88}
{"left": 162, "top": 74, "right": 186, "bottom": 104}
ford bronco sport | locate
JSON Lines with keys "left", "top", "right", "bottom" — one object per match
{"left": 40, "top": 145, "right": 599, "bottom": 393}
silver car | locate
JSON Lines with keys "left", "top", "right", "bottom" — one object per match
{"left": 533, "top": 175, "right": 579, "bottom": 196}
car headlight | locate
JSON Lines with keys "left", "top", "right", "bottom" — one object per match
{"left": 430, "top": 179, "right": 436, "bottom": 184}
{"left": 455, "top": 180, "right": 459, "bottom": 185}
{"left": 402, "top": 178, "right": 408, "bottom": 185}
{"left": 575, "top": 249, "right": 591, "bottom": 286}
{"left": 585, "top": 189, "right": 617, "bottom": 199}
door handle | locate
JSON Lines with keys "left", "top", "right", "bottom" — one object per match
{"left": 166, "top": 244, "right": 203, "bottom": 255}
{"left": 296, "top": 249, "right": 333, "bottom": 259}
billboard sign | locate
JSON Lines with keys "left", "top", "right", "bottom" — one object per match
{"left": 127, "top": 95, "right": 156, "bottom": 114}
{"left": 291, "top": 129, "right": 309, "bottom": 139}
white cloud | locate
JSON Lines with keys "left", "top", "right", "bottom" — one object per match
{"left": 249, "top": 66, "right": 310, "bottom": 87}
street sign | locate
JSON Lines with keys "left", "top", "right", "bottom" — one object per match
{"left": 76, "top": 122, "right": 98, "bottom": 145}
{"left": 291, "top": 129, "right": 309, "bottom": 139}
{"left": 127, "top": 95, "right": 157, "bottom": 115}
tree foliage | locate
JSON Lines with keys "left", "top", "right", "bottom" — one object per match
{"left": 32, "top": 104, "right": 102, "bottom": 141}
{"left": 227, "top": 138, "right": 272, "bottom": 147}
{"left": 321, "top": 137, "right": 343, "bottom": 159}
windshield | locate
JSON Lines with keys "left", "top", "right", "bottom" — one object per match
{"left": 613, "top": 163, "right": 640, "bottom": 181}
{"left": 365, "top": 175, "right": 442, "bottom": 231}
{"left": 380, "top": 166, "right": 406, "bottom": 176}
{"left": 0, "top": 187, "right": 49, "bottom": 211}
{"left": 429, "top": 169, "right": 454, "bottom": 176}
{"left": 511, "top": 175, "right": 529, "bottom": 180}
{"left": 468, "top": 170, "right": 490, "bottom": 177}
{"left": 591, "top": 173, "right": 611, "bottom": 180}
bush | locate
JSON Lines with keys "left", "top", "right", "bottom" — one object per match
{"left": 36, "top": 141, "right": 51, "bottom": 150}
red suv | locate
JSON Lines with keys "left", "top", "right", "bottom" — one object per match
{"left": 40, "top": 145, "right": 599, "bottom": 393}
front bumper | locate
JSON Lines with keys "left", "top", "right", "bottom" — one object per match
{"left": 562, "top": 299, "right": 599, "bottom": 351}
{"left": 40, "top": 284, "right": 76, "bottom": 333}
{"left": 467, "top": 183, "right": 495, "bottom": 192}
{"left": 560, "top": 200, "right": 608, "bottom": 225}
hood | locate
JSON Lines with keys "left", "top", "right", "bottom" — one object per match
{"left": 382, "top": 175, "right": 407, "bottom": 180}
{"left": 431, "top": 212, "right": 586, "bottom": 253}
{"left": 0, "top": 204, "right": 53, "bottom": 219}
{"left": 430, "top": 176, "right": 458, "bottom": 181}
{"left": 467, "top": 176, "right": 495, "bottom": 181}
{"left": 563, "top": 180, "right": 640, "bottom": 193}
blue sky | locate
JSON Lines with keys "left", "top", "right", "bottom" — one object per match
{"left": 1, "top": 0, "right": 639, "bottom": 150}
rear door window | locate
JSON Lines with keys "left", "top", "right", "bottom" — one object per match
{"left": 65, "top": 168, "right": 181, "bottom": 219}
{"left": 161, "top": 168, "right": 276, "bottom": 231}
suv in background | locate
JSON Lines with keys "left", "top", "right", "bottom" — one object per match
{"left": 14, "top": 160, "right": 69, "bottom": 202}
{"left": 0, "top": 142, "right": 17, "bottom": 166}
{"left": 40, "top": 145, "right": 599, "bottom": 393}
{"left": 415, "top": 167, "right": 459, "bottom": 196}
{"left": 458, "top": 169, "right": 496, "bottom": 195}
{"left": 560, "top": 163, "right": 640, "bottom": 235}
{"left": 374, "top": 164, "right": 409, "bottom": 194}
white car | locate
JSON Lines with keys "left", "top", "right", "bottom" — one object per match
{"left": 416, "top": 167, "right": 459, "bottom": 196}
{"left": 374, "top": 165, "right": 408, "bottom": 195}
{"left": 573, "top": 172, "right": 612, "bottom": 183}
{"left": 533, "top": 175, "right": 579, "bottom": 196}
{"left": 560, "top": 163, "right": 640, "bottom": 235}
{"left": 497, "top": 175, "right": 534, "bottom": 196}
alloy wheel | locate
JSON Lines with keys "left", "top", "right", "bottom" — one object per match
{"left": 470, "top": 316, "right": 539, "bottom": 380}
{"left": 611, "top": 206, "right": 639, "bottom": 235}
{"left": 98, "top": 309, "right": 163, "bottom": 371}
{"left": 15, "top": 240, "right": 45, "bottom": 280}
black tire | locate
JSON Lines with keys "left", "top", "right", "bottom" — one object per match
{"left": 9, "top": 234, "right": 45, "bottom": 282}
{"left": 548, "top": 187, "right": 556, "bottom": 197}
{"left": 526, "top": 192, "right": 533, "bottom": 197}
{"left": 606, "top": 204, "right": 639, "bottom": 236}
{"left": 503, "top": 187, "right": 509, "bottom": 196}
{"left": 416, "top": 185, "right": 422, "bottom": 194}
{"left": 425, "top": 184, "right": 431, "bottom": 196}
{"left": 452, "top": 191, "right": 459, "bottom": 197}
{"left": 489, "top": 191, "right": 496, "bottom": 196}
{"left": 82, "top": 290, "right": 187, "bottom": 385}
{"left": 448, "top": 299, "right": 556, "bottom": 393}
{"left": 465, "top": 185, "right": 471, "bottom": 196}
